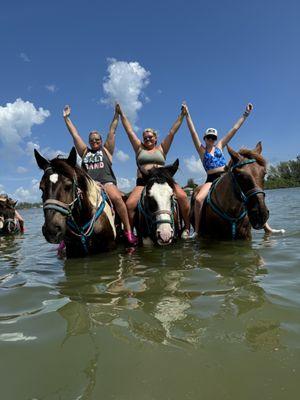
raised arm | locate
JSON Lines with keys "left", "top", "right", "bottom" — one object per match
{"left": 184, "top": 104, "right": 204, "bottom": 157}
{"left": 104, "top": 107, "right": 119, "bottom": 156}
{"left": 218, "top": 103, "right": 253, "bottom": 149}
{"left": 63, "top": 105, "right": 87, "bottom": 157}
{"left": 116, "top": 104, "right": 141, "bottom": 153}
{"left": 160, "top": 105, "right": 186, "bottom": 155}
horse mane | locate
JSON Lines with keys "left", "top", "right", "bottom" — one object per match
{"left": 146, "top": 166, "right": 176, "bottom": 189}
{"left": 238, "top": 148, "right": 267, "bottom": 167}
{"left": 226, "top": 147, "right": 267, "bottom": 169}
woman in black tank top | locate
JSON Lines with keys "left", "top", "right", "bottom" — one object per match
{"left": 63, "top": 104, "right": 138, "bottom": 245}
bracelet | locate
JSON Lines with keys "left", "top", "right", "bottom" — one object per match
{"left": 243, "top": 111, "right": 250, "bottom": 117}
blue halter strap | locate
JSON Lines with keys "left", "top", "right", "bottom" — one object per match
{"left": 207, "top": 158, "right": 265, "bottom": 238}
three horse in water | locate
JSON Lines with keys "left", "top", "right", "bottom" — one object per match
{"left": 35, "top": 142, "right": 270, "bottom": 257}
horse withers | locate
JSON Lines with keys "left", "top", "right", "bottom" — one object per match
{"left": 0, "top": 195, "right": 21, "bottom": 235}
{"left": 34, "top": 147, "right": 116, "bottom": 257}
{"left": 136, "top": 159, "right": 182, "bottom": 245}
{"left": 194, "top": 142, "right": 269, "bottom": 240}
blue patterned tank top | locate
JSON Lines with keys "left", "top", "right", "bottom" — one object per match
{"left": 202, "top": 146, "right": 226, "bottom": 172}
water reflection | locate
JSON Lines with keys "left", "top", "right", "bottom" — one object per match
{"left": 57, "top": 241, "right": 270, "bottom": 349}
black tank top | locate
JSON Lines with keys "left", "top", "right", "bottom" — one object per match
{"left": 82, "top": 147, "right": 117, "bottom": 185}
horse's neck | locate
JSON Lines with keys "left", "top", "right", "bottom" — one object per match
{"left": 213, "top": 173, "right": 244, "bottom": 213}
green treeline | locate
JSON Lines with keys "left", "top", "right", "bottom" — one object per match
{"left": 16, "top": 202, "right": 42, "bottom": 209}
{"left": 265, "top": 155, "right": 300, "bottom": 189}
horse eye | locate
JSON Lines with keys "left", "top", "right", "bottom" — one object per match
{"left": 64, "top": 183, "right": 72, "bottom": 190}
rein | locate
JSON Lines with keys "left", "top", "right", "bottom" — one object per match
{"left": 42, "top": 170, "right": 108, "bottom": 253}
{"left": 138, "top": 187, "right": 177, "bottom": 238}
{"left": 207, "top": 159, "right": 265, "bottom": 238}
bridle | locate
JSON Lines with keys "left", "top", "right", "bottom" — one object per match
{"left": 41, "top": 166, "right": 107, "bottom": 253}
{"left": 137, "top": 182, "right": 178, "bottom": 239}
{"left": 207, "top": 158, "right": 265, "bottom": 238}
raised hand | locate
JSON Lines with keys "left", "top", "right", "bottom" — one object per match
{"left": 63, "top": 105, "right": 71, "bottom": 118}
{"left": 246, "top": 103, "right": 253, "bottom": 113}
{"left": 115, "top": 103, "right": 123, "bottom": 116}
{"left": 181, "top": 102, "right": 189, "bottom": 116}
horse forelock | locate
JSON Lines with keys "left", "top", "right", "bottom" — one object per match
{"left": 146, "top": 168, "right": 175, "bottom": 189}
{"left": 238, "top": 148, "right": 266, "bottom": 168}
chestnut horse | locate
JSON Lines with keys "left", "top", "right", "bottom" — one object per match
{"left": 35, "top": 147, "right": 116, "bottom": 257}
{"left": 196, "top": 142, "right": 269, "bottom": 240}
{"left": 136, "top": 160, "right": 182, "bottom": 245}
{"left": 0, "top": 196, "right": 21, "bottom": 235}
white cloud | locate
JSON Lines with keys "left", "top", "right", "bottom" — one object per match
{"left": 117, "top": 177, "right": 135, "bottom": 192}
{"left": 13, "top": 178, "right": 40, "bottom": 203}
{"left": 20, "top": 52, "right": 30, "bottom": 62}
{"left": 0, "top": 98, "right": 50, "bottom": 151}
{"left": 116, "top": 149, "right": 130, "bottom": 162}
{"left": 41, "top": 147, "right": 66, "bottom": 160}
{"left": 184, "top": 155, "right": 206, "bottom": 177}
{"left": 45, "top": 84, "right": 58, "bottom": 93}
{"left": 0, "top": 183, "right": 5, "bottom": 193}
{"left": 101, "top": 58, "right": 150, "bottom": 127}
{"left": 17, "top": 166, "right": 28, "bottom": 174}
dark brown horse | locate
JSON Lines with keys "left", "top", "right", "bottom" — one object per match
{"left": 35, "top": 147, "right": 116, "bottom": 257}
{"left": 195, "top": 142, "right": 269, "bottom": 240}
{"left": 0, "top": 195, "right": 21, "bottom": 235}
{"left": 136, "top": 160, "right": 182, "bottom": 245}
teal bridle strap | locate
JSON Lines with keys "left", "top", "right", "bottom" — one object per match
{"left": 207, "top": 158, "right": 265, "bottom": 238}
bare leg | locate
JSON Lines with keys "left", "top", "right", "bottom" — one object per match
{"left": 173, "top": 183, "right": 190, "bottom": 232}
{"left": 263, "top": 222, "right": 285, "bottom": 234}
{"left": 194, "top": 183, "right": 212, "bottom": 235}
{"left": 104, "top": 184, "right": 132, "bottom": 233}
{"left": 126, "top": 186, "right": 144, "bottom": 229}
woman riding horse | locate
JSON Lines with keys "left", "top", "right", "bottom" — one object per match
{"left": 63, "top": 104, "right": 137, "bottom": 245}
{"left": 116, "top": 103, "right": 191, "bottom": 239}
{"left": 183, "top": 103, "right": 276, "bottom": 236}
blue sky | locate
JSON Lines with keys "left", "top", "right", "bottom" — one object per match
{"left": 0, "top": 0, "right": 299, "bottom": 201}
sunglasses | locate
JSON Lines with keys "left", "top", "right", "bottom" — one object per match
{"left": 205, "top": 135, "right": 217, "bottom": 141}
{"left": 90, "top": 139, "right": 101, "bottom": 143}
{"left": 144, "top": 136, "right": 154, "bottom": 141}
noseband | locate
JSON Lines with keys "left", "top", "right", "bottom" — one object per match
{"left": 138, "top": 186, "right": 177, "bottom": 237}
{"left": 207, "top": 158, "right": 265, "bottom": 238}
{"left": 41, "top": 167, "right": 107, "bottom": 253}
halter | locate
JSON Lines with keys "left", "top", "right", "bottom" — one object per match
{"left": 137, "top": 185, "right": 178, "bottom": 239}
{"left": 0, "top": 217, "right": 19, "bottom": 234}
{"left": 207, "top": 158, "right": 265, "bottom": 238}
{"left": 42, "top": 168, "right": 107, "bottom": 253}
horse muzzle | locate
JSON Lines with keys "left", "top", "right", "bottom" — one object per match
{"left": 156, "top": 227, "right": 174, "bottom": 246}
{"left": 248, "top": 202, "right": 269, "bottom": 230}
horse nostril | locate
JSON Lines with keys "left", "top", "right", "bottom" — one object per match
{"left": 54, "top": 225, "right": 62, "bottom": 233}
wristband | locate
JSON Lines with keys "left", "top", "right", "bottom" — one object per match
{"left": 243, "top": 111, "right": 250, "bottom": 117}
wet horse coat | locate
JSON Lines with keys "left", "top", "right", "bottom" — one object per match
{"left": 196, "top": 142, "right": 269, "bottom": 240}
{"left": 136, "top": 160, "right": 181, "bottom": 245}
{"left": 35, "top": 147, "right": 116, "bottom": 257}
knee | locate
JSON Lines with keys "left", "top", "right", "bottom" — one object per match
{"left": 195, "top": 195, "right": 204, "bottom": 207}
{"left": 126, "top": 198, "right": 138, "bottom": 212}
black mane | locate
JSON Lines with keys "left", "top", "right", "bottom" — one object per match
{"left": 145, "top": 166, "right": 176, "bottom": 189}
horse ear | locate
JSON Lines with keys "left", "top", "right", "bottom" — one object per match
{"left": 227, "top": 145, "right": 241, "bottom": 165}
{"left": 254, "top": 141, "right": 262, "bottom": 154}
{"left": 34, "top": 149, "right": 50, "bottom": 171}
{"left": 67, "top": 147, "right": 78, "bottom": 168}
{"left": 165, "top": 158, "right": 179, "bottom": 177}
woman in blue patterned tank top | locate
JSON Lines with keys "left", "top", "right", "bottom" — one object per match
{"left": 183, "top": 103, "right": 253, "bottom": 237}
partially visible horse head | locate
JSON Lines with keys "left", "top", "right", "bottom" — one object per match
{"left": 227, "top": 141, "right": 269, "bottom": 229}
{"left": 140, "top": 159, "right": 179, "bottom": 245}
{"left": 0, "top": 195, "right": 18, "bottom": 234}
{"left": 35, "top": 147, "right": 91, "bottom": 244}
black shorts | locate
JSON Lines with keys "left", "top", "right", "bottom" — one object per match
{"left": 136, "top": 177, "right": 147, "bottom": 186}
{"left": 205, "top": 171, "right": 225, "bottom": 183}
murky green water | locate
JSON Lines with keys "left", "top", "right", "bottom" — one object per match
{"left": 1, "top": 188, "right": 300, "bottom": 400}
